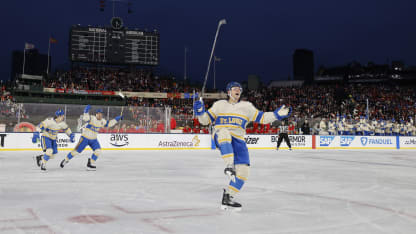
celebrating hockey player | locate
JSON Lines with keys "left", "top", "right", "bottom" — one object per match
{"left": 32, "top": 109, "right": 75, "bottom": 171}
{"left": 60, "top": 105, "right": 122, "bottom": 170}
{"left": 193, "top": 81, "right": 291, "bottom": 210}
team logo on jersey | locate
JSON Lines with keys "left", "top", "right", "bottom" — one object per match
{"left": 340, "top": 136, "right": 355, "bottom": 147}
{"left": 110, "top": 134, "right": 129, "bottom": 147}
{"left": 360, "top": 137, "right": 368, "bottom": 146}
{"left": 319, "top": 136, "right": 335, "bottom": 146}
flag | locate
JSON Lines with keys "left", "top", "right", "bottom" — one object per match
{"left": 49, "top": 37, "right": 58, "bottom": 43}
{"left": 25, "top": 43, "right": 35, "bottom": 50}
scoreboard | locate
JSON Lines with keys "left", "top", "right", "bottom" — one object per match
{"left": 69, "top": 25, "right": 159, "bottom": 65}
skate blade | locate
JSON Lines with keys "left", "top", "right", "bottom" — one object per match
{"left": 220, "top": 205, "right": 242, "bottom": 212}
{"left": 86, "top": 167, "right": 96, "bottom": 171}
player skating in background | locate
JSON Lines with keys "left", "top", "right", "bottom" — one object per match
{"left": 32, "top": 109, "right": 75, "bottom": 171}
{"left": 60, "top": 105, "right": 122, "bottom": 170}
{"left": 194, "top": 81, "right": 291, "bottom": 211}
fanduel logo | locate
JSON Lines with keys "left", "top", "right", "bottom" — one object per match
{"left": 110, "top": 134, "right": 129, "bottom": 147}
{"left": 320, "top": 136, "right": 335, "bottom": 146}
{"left": 340, "top": 136, "right": 355, "bottom": 147}
{"left": 360, "top": 137, "right": 368, "bottom": 146}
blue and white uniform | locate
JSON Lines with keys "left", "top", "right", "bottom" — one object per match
{"left": 33, "top": 110, "right": 74, "bottom": 166}
{"left": 195, "top": 82, "right": 291, "bottom": 197}
{"left": 64, "top": 108, "right": 120, "bottom": 164}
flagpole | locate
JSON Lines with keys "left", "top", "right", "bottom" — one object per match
{"left": 22, "top": 48, "right": 26, "bottom": 75}
{"left": 47, "top": 38, "right": 51, "bottom": 75}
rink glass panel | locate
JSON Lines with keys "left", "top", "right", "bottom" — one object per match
{"left": 4, "top": 103, "right": 171, "bottom": 133}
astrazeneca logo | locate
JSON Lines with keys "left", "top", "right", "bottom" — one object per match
{"left": 360, "top": 137, "right": 368, "bottom": 146}
{"left": 340, "top": 136, "right": 355, "bottom": 147}
{"left": 320, "top": 136, "right": 335, "bottom": 146}
{"left": 110, "top": 134, "right": 129, "bottom": 147}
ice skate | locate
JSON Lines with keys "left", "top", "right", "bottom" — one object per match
{"left": 221, "top": 189, "right": 242, "bottom": 211}
{"left": 86, "top": 158, "right": 96, "bottom": 171}
{"left": 33, "top": 155, "right": 42, "bottom": 167}
{"left": 40, "top": 161, "right": 47, "bottom": 171}
{"left": 60, "top": 159, "right": 68, "bottom": 168}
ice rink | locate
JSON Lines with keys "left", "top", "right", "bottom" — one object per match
{"left": 1, "top": 149, "right": 416, "bottom": 234}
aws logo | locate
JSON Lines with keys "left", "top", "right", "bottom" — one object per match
{"left": 110, "top": 134, "right": 129, "bottom": 147}
{"left": 192, "top": 136, "right": 200, "bottom": 147}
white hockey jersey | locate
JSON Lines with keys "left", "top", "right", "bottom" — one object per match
{"left": 82, "top": 113, "right": 118, "bottom": 139}
{"left": 36, "top": 117, "right": 72, "bottom": 140}
{"left": 198, "top": 100, "right": 277, "bottom": 140}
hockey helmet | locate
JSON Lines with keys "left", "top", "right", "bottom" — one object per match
{"left": 226, "top": 81, "right": 243, "bottom": 93}
{"left": 55, "top": 109, "right": 65, "bottom": 116}
{"left": 95, "top": 109, "right": 104, "bottom": 114}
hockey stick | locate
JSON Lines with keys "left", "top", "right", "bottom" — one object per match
{"left": 200, "top": 19, "right": 227, "bottom": 101}
{"left": 116, "top": 91, "right": 125, "bottom": 134}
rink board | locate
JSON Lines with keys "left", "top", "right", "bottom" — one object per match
{"left": 0, "top": 133, "right": 415, "bottom": 151}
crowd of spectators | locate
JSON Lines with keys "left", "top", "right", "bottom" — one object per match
{"left": 4, "top": 66, "right": 416, "bottom": 135}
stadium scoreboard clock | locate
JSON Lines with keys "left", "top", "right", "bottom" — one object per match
{"left": 69, "top": 25, "right": 159, "bottom": 65}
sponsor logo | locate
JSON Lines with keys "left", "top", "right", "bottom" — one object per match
{"left": 320, "top": 136, "right": 335, "bottom": 146}
{"left": 360, "top": 137, "right": 368, "bottom": 146}
{"left": 110, "top": 134, "right": 129, "bottom": 147}
{"left": 270, "top": 135, "right": 306, "bottom": 143}
{"left": 245, "top": 136, "right": 259, "bottom": 144}
{"left": 57, "top": 138, "right": 71, "bottom": 148}
{"left": 340, "top": 136, "right": 355, "bottom": 147}
{"left": 360, "top": 137, "right": 393, "bottom": 146}
{"left": 0, "top": 134, "right": 6, "bottom": 147}
{"left": 403, "top": 138, "right": 416, "bottom": 145}
{"left": 192, "top": 136, "right": 200, "bottom": 147}
{"left": 159, "top": 136, "right": 200, "bottom": 148}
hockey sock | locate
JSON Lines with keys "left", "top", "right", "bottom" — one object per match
{"left": 66, "top": 152, "right": 74, "bottom": 161}
{"left": 228, "top": 176, "right": 245, "bottom": 196}
{"left": 91, "top": 153, "right": 98, "bottom": 162}
{"left": 43, "top": 154, "right": 50, "bottom": 162}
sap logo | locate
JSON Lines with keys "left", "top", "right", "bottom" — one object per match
{"left": 320, "top": 136, "right": 335, "bottom": 146}
{"left": 0, "top": 134, "right": 6, "bottom": 147}
{"left": 110, "top": 134, "right": 129, "bottom": 147}
{"left": 340, "top": 136, "right": 355, "bottom": 146}
{"left": 245, "top": 137, "right": 259, "bottom": 144}
{"left": 360, "top": 137, "right": 368, "bottom": 146}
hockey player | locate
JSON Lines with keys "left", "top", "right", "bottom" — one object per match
{"left": 319, "top": 118, "right": 328, "bottom": 135}
{"left": 407, "top": 117, "right": 414, "bottom": 136}
{"left": 60, "top": 105, "right": 122, "bottom": 170}
{"left": 194, "top": 82, "right": 291, "bottom": 210}
{"left": 392, "top": 118, "right": 400, "bottom": 136}
{"left": 328, "top": 119, "right": 337, "bottom": 135}
{"left": 32, "top": 109, "right": 75, "bottom": 171}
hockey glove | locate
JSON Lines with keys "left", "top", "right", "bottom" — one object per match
{"left": 193, "top": 99, "right": 205, "bottom": 116}
{"left": 69, "top": 133, "right": 75, "bottom": 143}
{"left": 84, "top": 104, "right": 91, "bottom": 113}
{"left": 273, "top": 105, "right": 292, "bottom": 120}
{"left": 224, "top": 164, "right": 236, "bottom": 183}
{"left": 32, "top": 132, "right": 40, "bottom": 143}
{"left": 115, "top": 115, "right": 123, "bottom": 121}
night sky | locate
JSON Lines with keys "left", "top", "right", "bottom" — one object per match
{"left": 1, "top": 0, "right": 416, "bottom": 89}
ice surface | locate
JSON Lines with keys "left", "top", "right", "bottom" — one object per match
{"left": 1, "top": 149, "right": 416, "bottom": 234}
